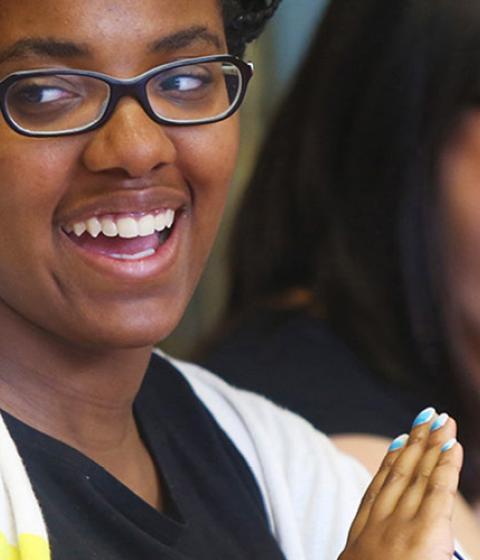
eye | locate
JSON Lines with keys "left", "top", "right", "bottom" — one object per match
{"left": 13, "top": 84, "right": 73, "bottom": 105}
{"left": 6, "top": 76, "right": 84, "bottom": 118}
{"left": 161, "top": 74, "right": 207, "bottom": 92}
{"left": 150, "top": 64, "right": 214, "bottom": 101}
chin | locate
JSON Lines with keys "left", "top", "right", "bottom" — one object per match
{"left": 65, "top": 324, "right": 176, "bottom": 352}
{"left": 55, "top": 303, "right": 186, "bottom": 352}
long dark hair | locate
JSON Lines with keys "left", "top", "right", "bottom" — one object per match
{"left": 221, "top": 0, "right": 480, "bottom": 501}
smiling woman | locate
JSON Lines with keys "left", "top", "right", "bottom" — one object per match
{"left": 0, "top": 1, "right": 472, "bottom": 559}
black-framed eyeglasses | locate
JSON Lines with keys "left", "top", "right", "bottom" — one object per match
{"left": 0, "top": 54, "right": 254, "bottom": 137}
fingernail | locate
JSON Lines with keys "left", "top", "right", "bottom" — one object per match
{"left": 441, "top": 438, "right": 457, "bottom": 452}
{"left": 389, "top": 434, "right": 409, "bottom": 452}
{"left": 430, "top": 413, "right": 449, "bottom": 432}
{"left": 412, "top": 406, "right": 436, "bottom": 428}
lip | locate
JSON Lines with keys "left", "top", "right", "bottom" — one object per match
{"left": 56, "top": 186, "right": 189, "bottom": 227}
{"left": 58, "top": 207, "right": 187, "bottom": 284}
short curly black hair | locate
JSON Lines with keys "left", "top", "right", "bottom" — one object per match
{"left": 221, "top": 0, "right": 282, "bottom": 57}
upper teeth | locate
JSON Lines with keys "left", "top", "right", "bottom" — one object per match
{"left": 68, "top": 209, "right": 175, "bottom": 239}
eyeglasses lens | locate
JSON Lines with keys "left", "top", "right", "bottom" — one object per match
{"left": 6, "top": 75, "right": 110, "bottom": 135}
{"left": 147, "top": 61, "right": 242, "bottom": 123}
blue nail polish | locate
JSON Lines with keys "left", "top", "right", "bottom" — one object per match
{"left": 441, "top": 438, "right": 457, "bottom": 453}
{"left": 431, "top": 413, "right": 449, "bottom": 432}
{"left": 412, "top": 407, "right": 436, "bottom": 428}
{"left": 389, "top": 434, "right": 409, "bottom": 452}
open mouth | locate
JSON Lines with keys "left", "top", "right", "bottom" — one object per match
{"left": 63, "top": 208, "right": 177, "bottom": 261}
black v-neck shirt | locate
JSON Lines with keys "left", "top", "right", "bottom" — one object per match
{"left": 3, "top": 355, "right": 286, "bottom": 560}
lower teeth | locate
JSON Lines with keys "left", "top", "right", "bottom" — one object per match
{"left": 110, "top": 248, "right": 156, "bottom": 261}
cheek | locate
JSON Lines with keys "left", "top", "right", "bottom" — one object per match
{"left": 168, "top": 119, "right": 239, "bottom": 285}
{"left": 0, "top": 134, "right": 78, "bottom": 215}
{"left": 174, "top": 117, "right": 239, "bottom": 225}
{"left": 176, "top": 118, "right": 240, "bottom": 195}
{"left": 439, "top": 114, "right": 480, "bottom": 310}
{"left": 0, "top": 135, "right": 80, "bottom": 294}
{"left": 441, "top": 159, "right": 480, "bottom": 259}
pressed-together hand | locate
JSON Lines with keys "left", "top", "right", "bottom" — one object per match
{"left": 339, "top": 407, "right": 463, "bottom": 560}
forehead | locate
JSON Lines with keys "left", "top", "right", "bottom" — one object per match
{"left": 0, "top": 0, "right": 226, "bottom": 71}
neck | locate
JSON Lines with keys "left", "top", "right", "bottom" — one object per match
{"left": 0, "top": 303, "right": 167, "bottom": 511}
{"left": 0, "top": 305, "right": 153, "bottom": 455}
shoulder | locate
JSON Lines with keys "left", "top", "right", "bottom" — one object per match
{"left": 203, "top": 311, "right": 420, "bottom": 438}
{"left": 158, "top": 351, "right": 371, "bottom": 560}
{"left": 204, "top": 309, "right": 352, "bottom": 371}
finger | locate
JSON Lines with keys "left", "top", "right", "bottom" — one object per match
{"left": 367, "top": 407, "right": 436, "bottom": 522}
{"left": 394, "top": 414, "right": 457, "bottom": 519}
{"left": 346, "top": 433, "right": 408, "bottom": 542}
{"left": 417, "top": 438, "right": 463, "bottom": 523}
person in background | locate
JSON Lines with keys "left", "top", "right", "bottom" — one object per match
{"left": 201, "top": 0, "right": 480, "bottom": 549}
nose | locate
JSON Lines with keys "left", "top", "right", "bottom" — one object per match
{"left": 81, "top": 98, "right": 177, "bottom": 178}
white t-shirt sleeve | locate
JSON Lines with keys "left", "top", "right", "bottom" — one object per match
{"left": 165, "top": 355, "right": 371, "bottom": 560}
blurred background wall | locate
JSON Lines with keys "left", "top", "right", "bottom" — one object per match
{"left": 160, "top": 0, "right": 329, "bottom": 357}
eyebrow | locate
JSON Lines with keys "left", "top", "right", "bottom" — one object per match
{"left": 0, "top": 26, "right": 223, "bottom": 66}
{"left": 148, "top": 26, "right": 223, "bottom": 52}
{"left": 0, "top": 38, "right": 90, "bottom": 64}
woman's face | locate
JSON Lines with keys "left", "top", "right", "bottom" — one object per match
{"left": 439, "top": 110, "right": 480, "bottom": 363}
{"left": 0, "top": 0, "right": 239, "bottom": 349}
